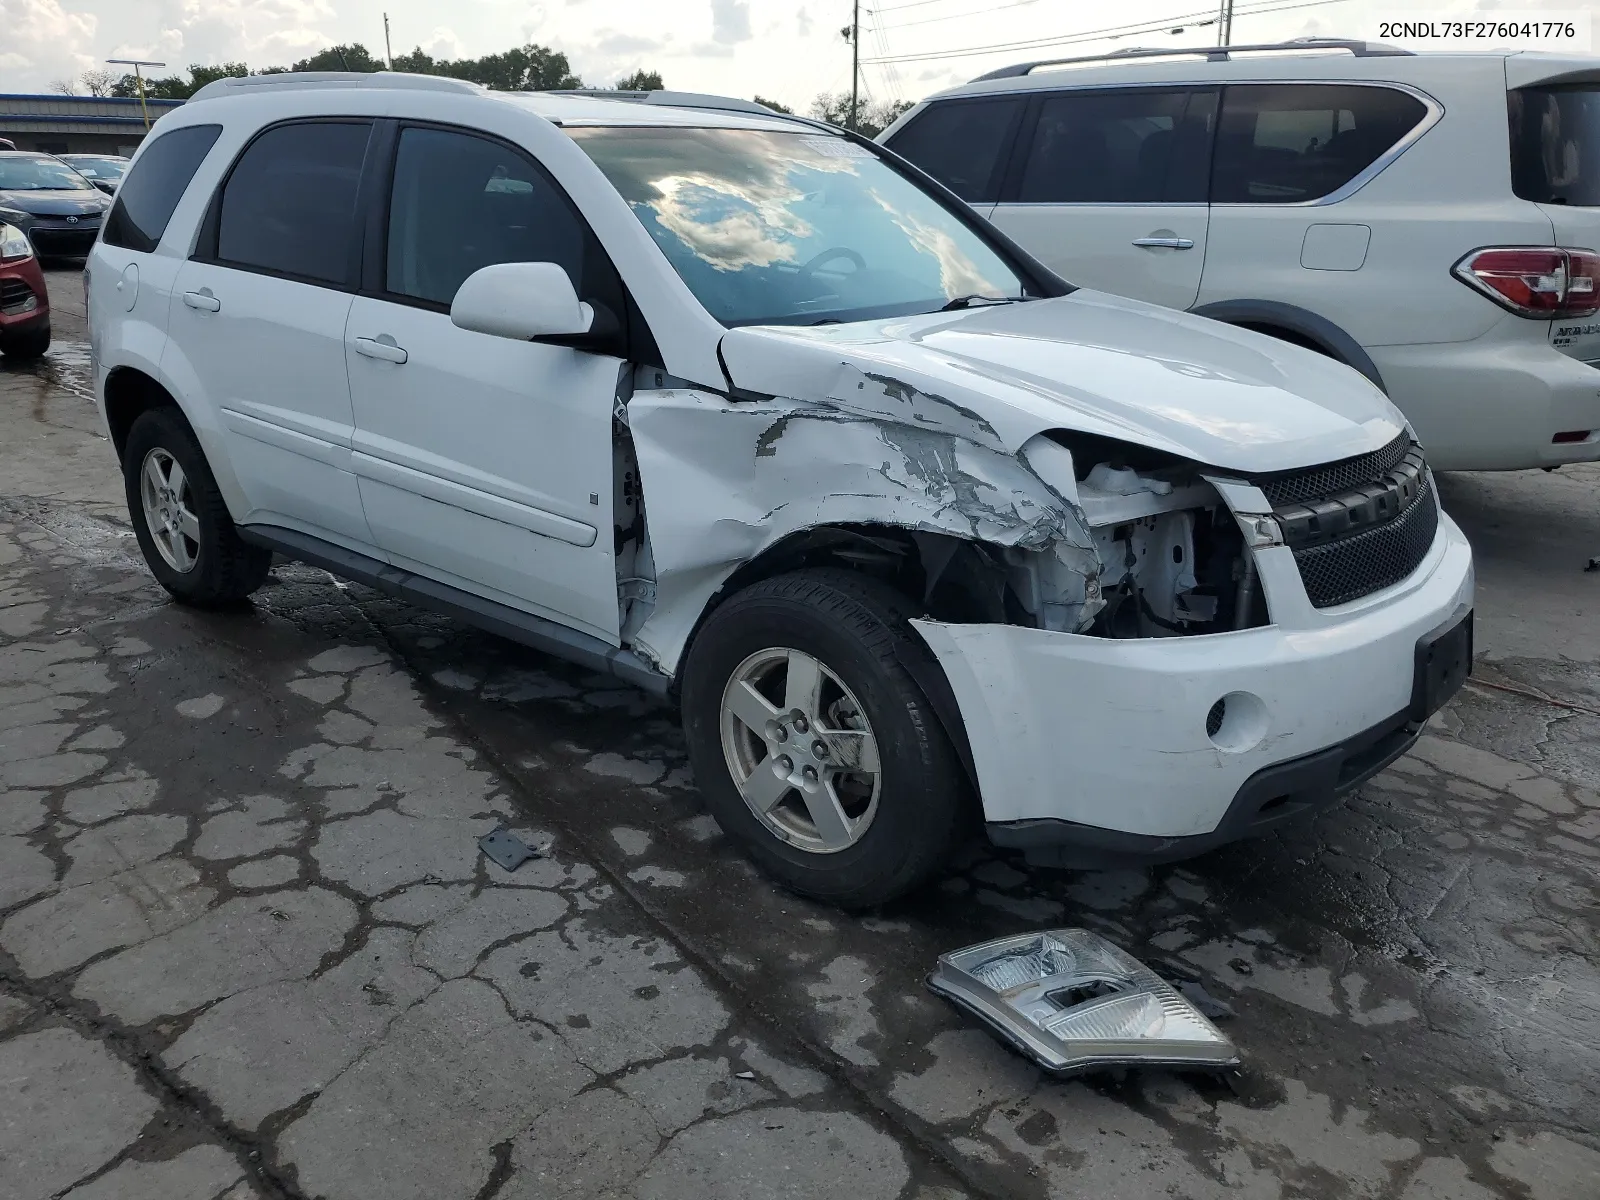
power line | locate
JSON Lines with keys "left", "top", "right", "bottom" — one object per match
{"left": 859, "top": 0, "right": 1355, "bottom": 65}
{"left": 878, "top": 0, "right": 1041, "bottom": 30}
{"left": 859, "top": 6, "right": 1229, "bottom": 63}
{"left": 870, "top": 0, "right": 973, "bottom": 12}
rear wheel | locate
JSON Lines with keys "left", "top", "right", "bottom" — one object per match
{"left": 681, "top": 568, "right": 968, "bottom": 907}
{"left": 123, "top": 407, "right": 270, "bottom": 605}
{"left": 0, "top": 322, "right": 49, "bottom": 360}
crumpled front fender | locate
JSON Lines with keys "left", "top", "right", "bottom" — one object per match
{"left": 626, "top": 386, "right": 1099, "bottom": 676}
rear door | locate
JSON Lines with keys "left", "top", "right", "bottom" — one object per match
{"left": 165, "top": 119, "right": 376, "bottom": 547}
{"left": 880, "top": 96, "right": 1027, "bottom": 217}
{"left": 1508, "top": 78, "right": 1600, "bottom": 365}
{"left": 986, "top": 87, "right": 1215, "bottom": 309}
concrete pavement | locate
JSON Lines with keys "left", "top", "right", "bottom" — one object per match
{"left": 1, "top": 265, "right": 1597, "bottom": 1199}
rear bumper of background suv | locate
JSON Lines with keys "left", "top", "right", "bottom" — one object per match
{"left": 912, "top": 497, "right": 1474, "bottom": 866}
{"left": 1375, "top": 328, "right": 1600, "bottom": 471}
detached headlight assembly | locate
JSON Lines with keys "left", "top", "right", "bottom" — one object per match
{"left": 928, "top": 929, "right": 1238, "bottom": 1076}
{"left": 0, "top": 222, "right": 34, "bottom": 263}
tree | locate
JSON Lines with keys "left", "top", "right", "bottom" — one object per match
{"left": 752, "top": 95, "right": 793, "bottom": 114}
{"left": 388, "top": 43, "right": 581, "bottom": 90}
{"left": 49, "top": 78, "right": 77, "bottom": 95}
{"left": 808, "top": 92, "right": 912, "bottom": 138}
{"left": 614, "top": 69, "right": 663, "bottom": 91}
{"left": 79, "top": 68, "right": 116, "bottom": 97}
{"left": 108, "top": 62, "right": 248, "bottom": 101}
{"left": 188, "top": 63, "right": 250, "bottom": 92}
{"left": 291, "top": 44, "right": 386, "bottom": 73}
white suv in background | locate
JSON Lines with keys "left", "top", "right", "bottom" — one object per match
{"left": 882, "top": 40, "right": 1600, "bottom": 472}
{"left": 88, "top": 74, "right": 1473, "bottom": 906}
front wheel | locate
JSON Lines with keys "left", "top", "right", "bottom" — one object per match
{"left": 123, "top": 407, "right": 271, "bottom": 606}
{"left": 681, "top": 569, "right": 969, "bottom": 908}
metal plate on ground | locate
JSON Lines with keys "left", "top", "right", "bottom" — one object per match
{"left": 479, "top": 826, "right": 538, "bottom": 872}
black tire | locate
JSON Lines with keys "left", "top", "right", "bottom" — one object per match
{"left": 681, "top": 568, "right": 969, "bottom": 908}
{"left": 123, "top": 407, "right": 271, "bottom": 605}
{"left": 0, "top": 322, "right": 49, "bottom": 360}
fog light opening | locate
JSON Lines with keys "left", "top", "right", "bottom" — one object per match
{"left": 1207, "top": 691, "right": 1268, "bottom": 752}
{"left": 1552, "top": 430, "right": 1592, "bottom": 444}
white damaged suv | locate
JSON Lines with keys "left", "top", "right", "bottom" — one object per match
{"left": 87, "top": 73, "right": 1474, "bottom": 905}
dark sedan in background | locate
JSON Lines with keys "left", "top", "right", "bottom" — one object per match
{"left": 0, "top": 152, "right": 110, "bottom": 258}
{"left": 59, "top": 154, "right": 130, "bottom": 195}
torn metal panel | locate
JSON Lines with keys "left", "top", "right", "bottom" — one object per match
{"left": 624, "top": 387, "right": 1101, "bottom": 674}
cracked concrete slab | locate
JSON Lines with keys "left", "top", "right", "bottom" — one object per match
{"left": 0, "top": 1028, "right": 158, "bottom": 1200}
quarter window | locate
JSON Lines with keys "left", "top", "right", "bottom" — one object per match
{"left": 215, "top": 121, "right": 371, "bottom": 284}
{"left": 885, "top": 99, "right": 1024, "bottom": 202}
{"left": 383, "top": 126, "right": 598, "bottom": 307}
{"left": 103, "top": 125, "right": 221, "bottom": 253}
{"left": 1211, "top": 84, "right": 1427, "bottom": 204}
{"left": 1017, "top": 90, "right": 1204, "bottom": 203}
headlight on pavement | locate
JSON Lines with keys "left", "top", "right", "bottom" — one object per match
{"left": 928, "top": 929, "right": 1239, "bottom": 1076}
{"left": 0, "top": 222, "right": 33, "bottom": 262}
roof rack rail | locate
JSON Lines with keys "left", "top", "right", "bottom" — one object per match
{"left": 972, "top": 38, "right": 1414, "bottom": 82}
{"left": 555, "top": 89, "right": 790, "bottom": 117}
{"left": 189, "top": 70, "right": 484, "bottom": 102}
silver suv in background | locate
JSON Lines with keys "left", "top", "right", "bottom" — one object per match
{"left": 881, "top": 40, "right": 1600, "bottom": 472}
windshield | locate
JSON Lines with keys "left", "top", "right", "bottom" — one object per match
{"left": 1509, "top": 86, "right": 1600, "bottom": 207}
{"left": 0, "top": 155, "right": 93, "bottom": 192}
{"left": 66, "top": 157, "right": 127, "bottom": 180}
{"left": 568, "top": 126, "right": 1028, "bottom": 325}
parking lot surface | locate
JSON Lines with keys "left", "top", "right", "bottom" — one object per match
{"left": 2, "top": 266, "right": 1597, "bottom": 1200}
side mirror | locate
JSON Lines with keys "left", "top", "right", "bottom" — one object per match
{"left": 450, "top": 262, "right": 593, "bottom": 341}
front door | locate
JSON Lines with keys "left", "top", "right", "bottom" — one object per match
{"left": 345, "top": 124, "right": 624, "bottom": 644}
{"left": 987, "top": 88, "right": 1215, "bottom": 311}
{"left": 164, "top": 120, "right": 376, "bottom": 548}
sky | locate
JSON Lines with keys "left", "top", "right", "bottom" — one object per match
{"left": 0, "top": 0, "right": 1588, "bottom": 114}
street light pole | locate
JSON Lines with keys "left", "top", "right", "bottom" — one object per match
{"left": 383, "top": 13, "right": 394, "bottom": 69}
{"left": 106, "top": 58, "right": 166, "bottom": 131}
{"left": 850, "top": 0, "right": 860, "bottom": 132}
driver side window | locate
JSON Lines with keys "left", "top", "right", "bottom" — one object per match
{"left": 384, "top": 126, "right": 602, "bottom": 308}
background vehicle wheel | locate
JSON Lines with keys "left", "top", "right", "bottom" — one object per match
{"left": 0, "top": 323, "right": 50, "bottom": 360}
{"left": 122, "top": 407, "right": 270, "bottom": 606}
{"left": 681, "top": 568, "right": 969, "bottom": 908}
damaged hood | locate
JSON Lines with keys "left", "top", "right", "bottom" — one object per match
{"left": 718, "top": 289, "right": 1405, "bottom": 473}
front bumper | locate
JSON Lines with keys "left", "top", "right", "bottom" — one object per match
{"left": 27, "top": 219, "right": 101, "bottom": 258}
{"left": 911, "top": 510, "right": 1474, "bottom": 854}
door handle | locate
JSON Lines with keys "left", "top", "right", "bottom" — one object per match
{"left": 182, "top": 289, "right": 221, "bottom": 312}
{"left": 353, "top": 336, "right": 409, "bottom": 365}
{"left": 1131, "top": 237, "right": 1195, "bottom": 250}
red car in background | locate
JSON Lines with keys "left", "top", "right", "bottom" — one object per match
{"left": 0, "top": 220, "right": 50, "bottom": 359}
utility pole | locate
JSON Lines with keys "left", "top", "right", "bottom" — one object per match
{"left": 1218, "top": 0, "right": 1235, "bottom": 45}
{"left": 849, "top": 0, "right": 860, "bottom": 132}
{"left": 106, "top": 58, "right": 165, "bottom": 131}
{"left": 383, "top": 13, "right": 394, "bottom": 69}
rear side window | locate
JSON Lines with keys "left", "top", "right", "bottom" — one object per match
{"left": 1212, "top": 84, "right": 1426, "bottom": 204}
{"left": 103, "top": 124, "right": 221, "bottom": 253}
{"left": 1017, "top": 89, "right": 1205, "bottom": 204}
{"left": 215, "top": 121, "right": 371, "bottom": 285}
{"left": 885, "top": 99, "right": 1023, "bottom": 202}
{"left": 1510, "top": 86, "right": 1600, "bottom": 207}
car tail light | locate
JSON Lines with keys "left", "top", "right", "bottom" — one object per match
{"left": 1453, "top": 247, "right": 1600, "bottom": 318}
